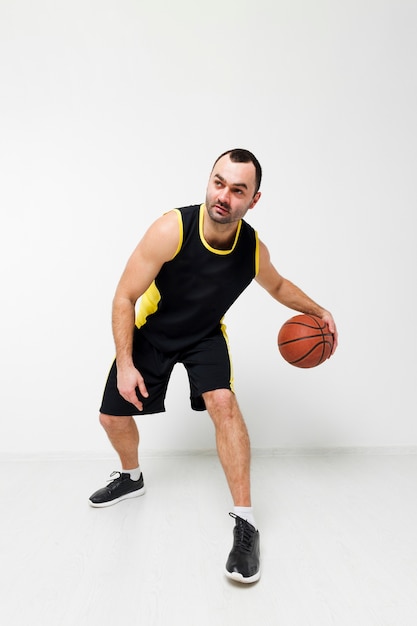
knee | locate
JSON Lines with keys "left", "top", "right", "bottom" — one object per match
{"left": 203, "top": 389, "right": 239, "bottom": 421}
{"left": 99, "top": 413, "right": 130, "bottom": 432}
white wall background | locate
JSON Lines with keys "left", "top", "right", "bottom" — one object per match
{"left": 1, "top": 0, "right": 416, "bottom": 456}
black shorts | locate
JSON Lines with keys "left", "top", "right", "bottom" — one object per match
{"left": 100, "top": 326, "right": 234, "bottom": 416}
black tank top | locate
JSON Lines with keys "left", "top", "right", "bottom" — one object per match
{"left": 136, "top": 204, "right": 259, "bottom": 352}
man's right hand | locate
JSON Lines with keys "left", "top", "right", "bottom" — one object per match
{"left": 116, "top": 365, "right": 149, "bottom": 412}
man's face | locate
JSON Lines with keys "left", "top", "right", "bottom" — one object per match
{"left": 205, "top": 155, "right": 261, "bottom": 225}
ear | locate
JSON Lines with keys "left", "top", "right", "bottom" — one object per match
{"left": 249, "top": 191, "right": 261, "bottom": 210}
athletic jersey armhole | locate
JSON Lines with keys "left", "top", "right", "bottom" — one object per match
{"left": 254, "top": 231, "right": 260, "bottom": 276}
{"left": 169, "top": 208, "right": 183, "bottom": 259}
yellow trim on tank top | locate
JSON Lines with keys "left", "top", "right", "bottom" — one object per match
{"left": 135, "top": 282, "right": 161, "bottom": 328}
{"left": 199, "top": 204, "right": 242, "bottom": 254}
{"left": 220, "top": 318, "right": 235, "bottom": 393}
{"left": 254, "top": 231, "right": 260, "bottom": 276}
{"left": 170, "top": 208, "right": 183, "bottom": 259}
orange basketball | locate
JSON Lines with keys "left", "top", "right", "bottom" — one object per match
{"left": 278, "top": 314, "right": 334, "bottom": 368}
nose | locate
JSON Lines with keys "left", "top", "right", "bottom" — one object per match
{"left": 218, "top": 186, "right": 230, "bottom": 204}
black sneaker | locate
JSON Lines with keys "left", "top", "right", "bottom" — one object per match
{"left": 89, "top": 471, "right": 145, "bottom": 508}
{"left": 225, "top": 513, "right": 261, "bottom": 583}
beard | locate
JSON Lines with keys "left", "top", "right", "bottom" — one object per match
{"left": 205, "top": 199, "right": 247, "bottom": 225}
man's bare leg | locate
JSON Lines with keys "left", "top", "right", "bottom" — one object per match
{"left": 203, "top": 389, "right": 251, "bottom": 507}
{"left": 89, "top": 414, "right": 144, "bottom": 507}
{"left": 99, "top": 413, "right": 140, "bottom": 469}
{"left": 204, "top": 389, "right": 260, "bottom": 583}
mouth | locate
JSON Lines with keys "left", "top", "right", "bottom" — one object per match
{"left": 214, "top": 203, "right": 230, "bottom": 215}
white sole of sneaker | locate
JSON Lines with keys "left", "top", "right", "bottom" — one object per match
{"left": 89, "top": 485, "right": 146, "bottom": 508}
{"left": 225, "top": 568, "right": 261, "bottom": 584}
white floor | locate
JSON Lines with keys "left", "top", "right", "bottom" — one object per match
{"left": 1, "top": 451, "right": 417, "bottom": 626}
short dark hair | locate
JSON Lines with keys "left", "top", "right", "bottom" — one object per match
{"left": 212, "top": 148, "right": 262, "bottom": 194}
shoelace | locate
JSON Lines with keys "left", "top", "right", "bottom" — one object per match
{"left": 105, "top": 471, "right": 131, "bottom": 492}
{"left": 229, "top": 513, "right": 255, "bottom": 553}
{"left": 107, "top": 471, "right": 122, "bottom": 483}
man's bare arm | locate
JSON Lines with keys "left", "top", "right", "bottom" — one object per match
{"left": 111, "top": 210, "right": 181, "bottom": 409}
{"left": 256, "top": 240, "right": 338, "bottom": 353}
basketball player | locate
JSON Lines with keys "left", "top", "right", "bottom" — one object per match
{"left": 89, "top": 149, "right": 338, "bottom": 583}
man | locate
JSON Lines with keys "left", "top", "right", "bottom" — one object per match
{"left": 89, "top": 148, "right": 338, "bottom": 584}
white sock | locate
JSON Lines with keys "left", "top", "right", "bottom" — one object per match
{"left": 122, "top": 466, "right": 141, "bottom": 481}
{"left": 234, "top": 506, "right": 257, "bottom": 529}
